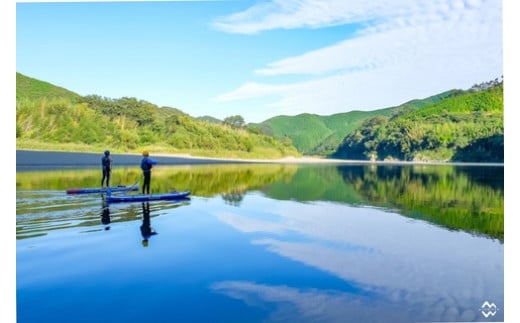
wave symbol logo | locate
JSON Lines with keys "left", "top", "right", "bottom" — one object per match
{"left": 480, "top": 301, "right": 498, "bottom": 318}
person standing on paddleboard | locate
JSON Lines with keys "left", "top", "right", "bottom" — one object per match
{"left": 101, "top": 150, "right": 112, "bottom": 188}
{"left": 141, "top": 150, "right": 157, "bottom": 195}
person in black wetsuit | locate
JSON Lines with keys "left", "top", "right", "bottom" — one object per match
{"left": 140, "top": 150, "right": 157, "bottom": 194}
{"left": 101, "top": 150, "right": 112, "bottom": 188}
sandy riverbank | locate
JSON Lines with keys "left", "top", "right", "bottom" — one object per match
{"left": 149, "top": 153, "right": 355, "bottom": 164}
{"left": 150, "top": 153, "right": 502, "bottom": 166}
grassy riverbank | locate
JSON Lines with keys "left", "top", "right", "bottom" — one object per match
{"left": 16, "top": 139, "right": 303, "bottom": 160}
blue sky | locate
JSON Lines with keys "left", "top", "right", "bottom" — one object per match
{"left": 15, "top": 0, "right": 504, "bottom": 123}
{"left": 5, "top": 2, "right": 520, "bottom": 321}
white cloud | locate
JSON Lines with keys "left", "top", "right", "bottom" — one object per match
{"left": 213, "top": 0, "right": 415, "bottom": 34}
{"left": 213, "top": 0, "right": 502, "bottom": 118}
{"left": 254, "top": 0, "right": 500, "bottom": 77}
{"left": 212, "top": 0, "right": 492, "bottom": 35}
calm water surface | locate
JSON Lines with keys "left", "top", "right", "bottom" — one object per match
{"left": 16, "top": 163, "right": 504, "bottom": 323}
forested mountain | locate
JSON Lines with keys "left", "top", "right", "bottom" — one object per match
{"left": 251, "top": 90, "right": 460, "bottom": 156}
{"left": 15, "top": 73, "right": 298, "bottom": 159}
{"left": 332, "top": 80, "right": 503, "bottom": 162}
{"left": 16, "top": 72, "right": 504, "bottom": 163}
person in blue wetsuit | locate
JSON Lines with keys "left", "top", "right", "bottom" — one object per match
{"left": 140, "top": 150, "right": 157, "bottom": 194}
{"left": 101, "top": 150, "right": 112, "bottom": 188}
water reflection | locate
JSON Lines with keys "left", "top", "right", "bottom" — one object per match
{"left": 101, "top": 199, "right": 111, "bottom": 230}
{"left": 211, "top": 281, "right": 414, "bottom": 323}
{"left": 17, "top": 164, "right": 503, "bottom": 240}
{"left": 212, "top": 196, "right": 504, "bottom": 322}
{"left": 261, "top": 164, "right": 503, "bottom": 240}
{"left": 140, "top": 202, "right": 158, "bottom": 247}
{"left": 211, "top": 279, "right": 486, "bottom": 323}
{"left": 221, "top": 189, "right": 246, "bottom": 206}
{"left": 16, "top": 163, "right": 504, "bottom": 323}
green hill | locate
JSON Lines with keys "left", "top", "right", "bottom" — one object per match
{"left": 15, "top": 73, "right": 299, "bottom": 159}
{"left": 16, "top": 73, "right": 81, "bottom": 102}
{"left": 333, "top": 81, "right": 504, "bottom": 162}
{"left": 16, "top": 72, "right": 503, "bottom": 163}
{"left": 252, "top": 90, "right": 459, "bottom": 155}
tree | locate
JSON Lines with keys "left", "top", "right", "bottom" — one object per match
{"left": 223, "top": 115, "right": 246, "bottom": 129}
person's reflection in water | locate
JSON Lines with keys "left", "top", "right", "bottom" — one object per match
{"left": 101, "top": 199, "right": 111, "bottom": 231}
{"left": 140, "top": 202, "right": 157, "bottom": 247}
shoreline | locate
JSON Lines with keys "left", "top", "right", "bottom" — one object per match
{"left": 16, "top": 149, "right": 504, "bottom": 169}
{"left": 152, "top": 153, "right": 504, "bottom": 166}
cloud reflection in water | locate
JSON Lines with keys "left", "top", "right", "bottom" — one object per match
{"left": 213, "top": 195, "right": 502, "bottom": 322}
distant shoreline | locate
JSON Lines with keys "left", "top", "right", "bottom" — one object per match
{"left": 152, "top": 153, "right": 503, "bottom": 167}
{"left": 16, "top": 149, "right": 504, "bottom": 172}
